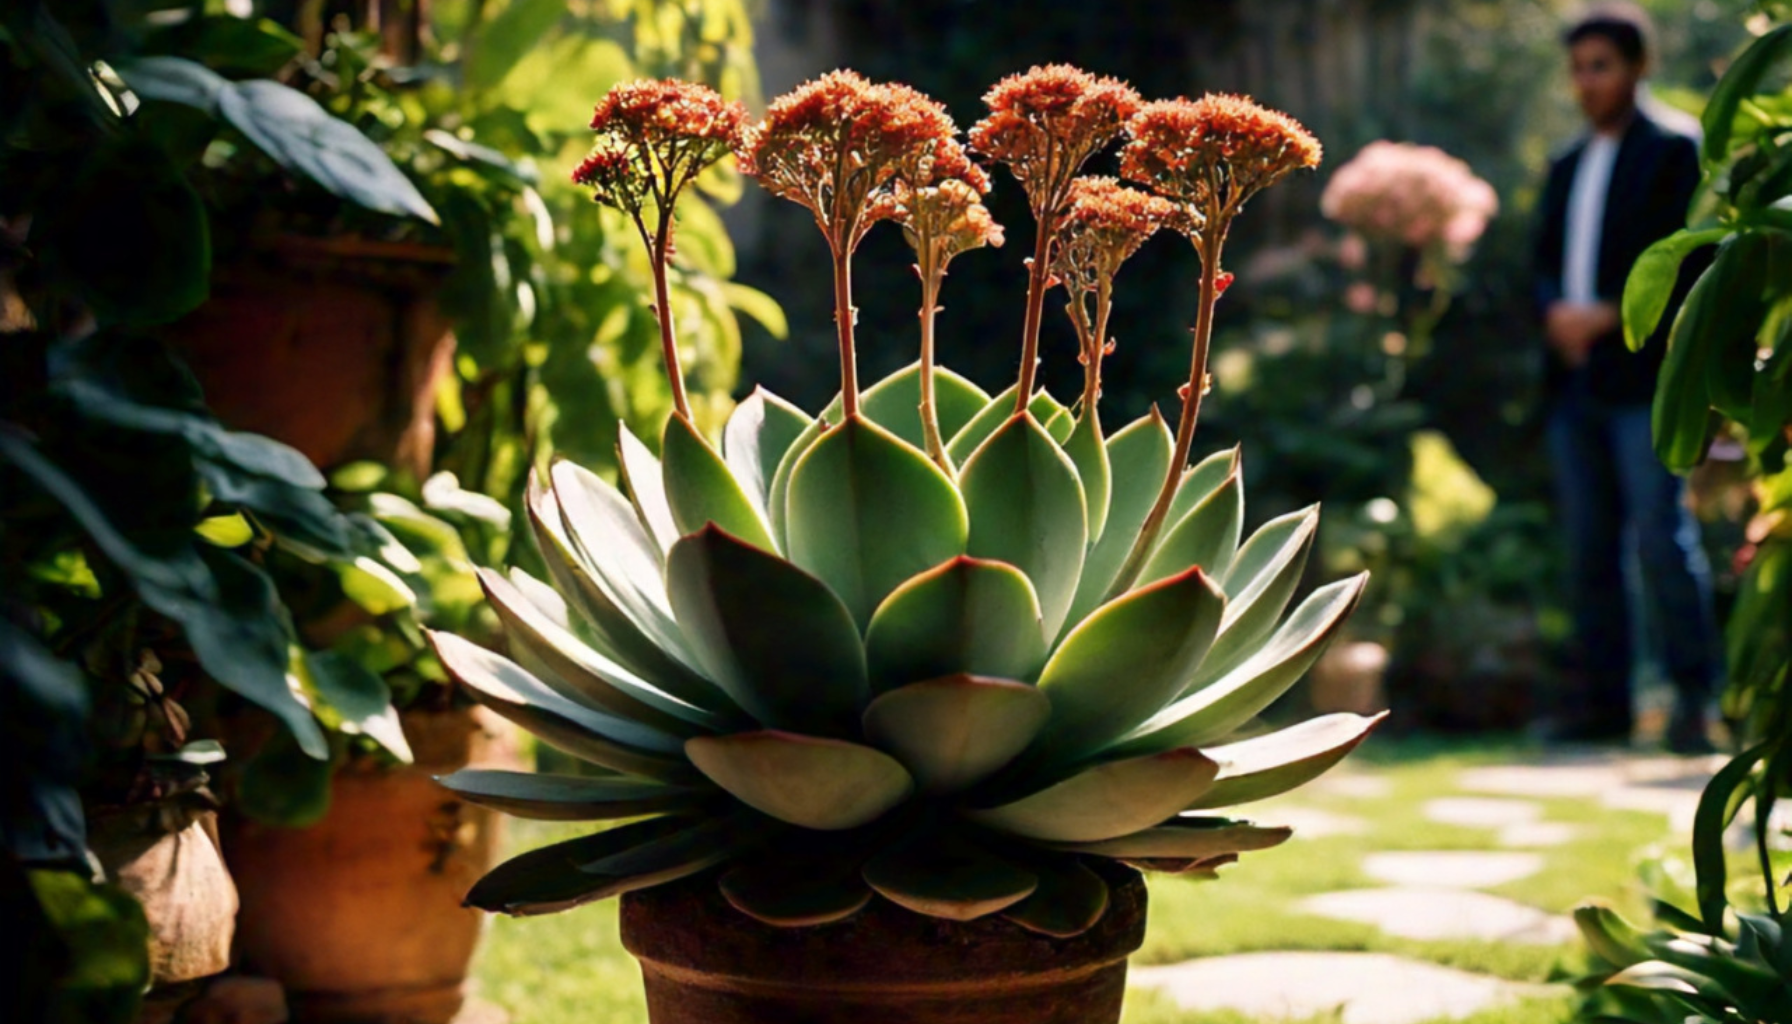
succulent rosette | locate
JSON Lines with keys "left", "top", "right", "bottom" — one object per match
{"left": 431, "top": 70, "right": 1381, "bottom": 938}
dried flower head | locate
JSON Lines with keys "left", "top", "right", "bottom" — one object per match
{"left": 574, "top": 78, "right": 748, "bottom": 215}
{"left": 743, "top": 70, "right": 958, "bottom": 253}
{"left": 969, "top": 64, "right": 1142, "bottom": 215}
{"left": 1121, "top": 94, "right": 1321, "bottom": 221}
{"left": 897, "top": 140, "right": 1004, "bottom": 267}
{"left": 1051, "top": 177, "right": 1175, "bottom": 295}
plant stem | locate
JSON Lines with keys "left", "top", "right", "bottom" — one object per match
{"left": 1014, "top": 216, "right": 1054, "bottom": 415}
{"left": 832, "top": 243, "right": 860, "bottom": 419}
{"left": 1105, "top": 228, "right": 1225, "bottom": 600}
{"left": 918, "top": 258, "right": 950, "bottom": 472}
{"left": 1083, "top": 276, "right": 1113, "bottom": 415}
{"left": 645, "top": 212, "right": 692, "bottom": 422}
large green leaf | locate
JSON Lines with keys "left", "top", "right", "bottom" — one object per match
{"left": 1067, "top": 408, "right": 1174, "bottom": 628}
{"left": 665, "top": 527, "right": 868, "bottom": 735}
{"left": 465, "top": 816, "right": 697, "bottom": 915}
{"left": 303, "top": 649, "right": 409, "bottom": 762}
{"left": 861, "top": 831, "right": 1038, "bottom": 921}
{"left": 967, "top": 747, "right": 1219, "bottom": 842}
{"left": 1692, "top": 743, "right": 1768, "bottom": 931}
{"left": 766, "top": 411, "right": 834, "bottom": 552}
{"left": 684, "top": 731, "right": 913, "bottom": 830}
{"left": 575, "top": 812, "right": 755, "bottom": 878}
{"left": 1574, "top": 902, "right": 1654, "bottom": 967}
{"left": 1655, "top": 236, "right": 1768, "bottom": 471}
{"left": 1115, "top": 573, "right": 1367, "bottom": 753}
{"left": 862, "top": 556, "right": 1048, "bottom": 691}
{"left": 861, "top": 675, "right": 1051, "bottom": 793}
{"left": 1702, "top": 24, "right": 1792, "bottom": 165}
{"left": 1141, "top": 468, "right": 1243, "bottom": 586}
{"left": 785, "top": 414, "right": 969, "bottom": 628}
{"left": 24, "top": 868, "right": 151, "bottom": 1024}
{"left": 1031, "top": 566, "right": 1226, "bottom": 762}
{"left": 427, "top": 630, "right": 691, "bottom": 780}
{"left": 1163, "top": 447, "right": 1241, "bottom": 529}
{"left": 959, "top": 413, "right": 1087, "bottom": 638}
{"left": 1187, "top": 712, "right": 1386, "bottom": 810}
{"left": 436, "top": 769, "right": 706, "bottom": 821}
{"left": 479, "top": 568, "right": 723, "bottom": 735}
{"left": 660, "top": 415, "right": 776, "bottom": 552}
{"left": 1055, "top": 817, "right": 1293, "bottom": 859}
{"left": 999, "top": 855, "right": 1111, "bottom": 938}
{"left": 1063, "top": 413, "right": 1113, "bottom": 544}
{"left": 617, "top": 423, "right": 682, "bottom": 555}
{"left": 464, "top": 0, "right": 567, "bottom": 92}
{"left": 719, "top": 846, "right": 875, "bottom": 927}
{"left": 1188, "top": 506, "right": 1319, "bottom": 689}
{"left": 722, "top": 388, "right": 811, "bottom": 514}
{"left": 945, "top": 385, "right": 1071, "bottom": 465}
{"left": 860, "top": 361, "right": 994, "bottom": 453}
{"left": 1623, "top": 228, "right": 1731, "bottom": 350}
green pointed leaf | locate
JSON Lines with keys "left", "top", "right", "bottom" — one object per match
{"left": 577, "top": 812, "right": 754, "bottom": 877}
{"left": 1188, "top": 507, "right": 1320, "bottom": 689}
{"left": 863, "top": 556, "right": 1048, "bottom": 692}
{"left": 436, "top": 769, "right": 707, "bottom": 821}
{"left": 1164, "top": 447, "right": 1241, "bottom": 529}
{"left": 1000, "top": 856, "right": 1111, "bottom": 938}
{"left": 767, "top": 411, "right": 834, "bottom": 552}
{"left": 722, "top": 388, "right": 811, "bottom": 514}
{"left": 862, "top": 674, "right": 1051, "bottom": 793}
{"left": 661, "top": 415, "right": 776, "bottom": 551}
{"left": 1067, "top": 408, "right": 1174, "bottom": 629}
{"left": 1141, "top": 469, "right": 1243, "bottom": 586}
{"left": 1116, "top": 573, "right": 1368, "bottom": 753}
{"left": 1575, "top": 902, "right": 1653, "bottom": 967}
{"left": 1064, "top": 413, "right": 1112, "bottom": 544}
{"left": 465, "top": 816, "right": 696, "bottom": 915}
{"left": 860, "top": 361, "right": 993, "bottom": 451}
{"left": 960, "top": 413, "right": 1087, "bottom": 638}
{"left": 785, "top": 414, "right": 969, "bottom": 628}
{"left": 684, "top": 731, "right": 913, "bottom": 830}
{"left": 719, "top": 845, "right": 876, "bottom": 927}
{"left": 945, "top": 385, "right": 1067, "bottom": 464}
{"left": 1655, "top": 236, "right": 1769, "bottom": 471}
{"left": 427, "top": 631, "right": 691, "bottom": 781}
{"left": 1033, "top": 566, "right": 1226, "bottom": 762}
{"left": 968, "top": 747, "right": 1219, "bottom": 842}
{"left": 666, "top": 527, "right": 868, "bottom": 735}
{"left": 1623, "top": 228, "right": 1730, "bottom": 350}
{"left": 1120, "top": 853, "right": 1238, "bottom": 878}
{"left": 1186, "top": 712, "right": 1386, "bottom": 810}
{"left": 479, "top": 568, "right": 721, "bottom": 735}
{"left": 618, "top": 423, "right": 681, "bottom": 555}
{"left": 1702, "top": 23, "right": 1792, "bottom": 165}
{"left": 1055, "top": 817, "right": 1292, "bottom": 859}
{"left": 862, "top": 832, "right": 1038, "bottom": 921}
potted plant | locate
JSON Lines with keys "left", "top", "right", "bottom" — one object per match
{"left": 428, "top": 66, "right": 1384, "bottom": 1024}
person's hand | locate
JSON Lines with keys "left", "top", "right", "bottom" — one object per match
{"left": 1546, "top": 302, "right": 1621, "bottom": 367}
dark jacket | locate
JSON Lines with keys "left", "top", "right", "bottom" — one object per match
{"left": 1533, "top": 109, "right": 1702, "bottom": 405}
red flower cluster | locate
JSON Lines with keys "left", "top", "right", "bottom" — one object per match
{"left": 1051, "top": 176, "right": 1175, "bottom": 294}
{"left": 969, "top": 65, "right": 1141, "bottom": 214}
{"left": 900, "top": 178, "right": 1006, "bottom": 269}
{"left": 743, "top": 70, "right": 959, "bottom": 253}
{"left": 1120, "top": 93, "right": 1321, "bottom": 220}
{"left": 573, "top": 78, "right": 748, "bottom": 214}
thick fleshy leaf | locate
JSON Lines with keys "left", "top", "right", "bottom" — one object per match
{"left": 479, "top": 568, "right": 721, "bottom": 735}
{"left": 967, "top": 748, "right": 1219, "bottom": 842}
{"left": 427, "top": 631, "right": 690, "bottom": 780}
{"left": 465, "top": 816, "right": 695, "bottom": 914}
{"left": 785, "top": 415, "right": 969, "bottom": 629}
{"left": 617, "top": 422, "right": 681, "bottom": 555}
{"left": 1054, "top": 817, "right": 1293, "bottom": 859}
{"left": 1575, "top": 902, "right": 1653, "bottom": 967}
{"left": 861, "top": 675, "right": 1051, "bottom": 793}
{"left": 1064, "top": 414, "right": 1112, "bottom": 544}
{"left": 436, "top": 769, "right": 706, "bottom": 821}
{"left": 944, "top": 385, "right": 1068, "bottom": 465}
{"left": 526, "top": 478, "right": 721, "bottom": 709}
{"left": 766, "top": 412, "right": 833, "bottom": 552}
{"left": 1186, "top": 712, "right": 1387, "bottom": 810}
{"left": 666, "top": 527, "right": 868, "bottom": 734}
{"left": 959, "top": 413, "right": 1087, "bottom": 638}
{"left": 1141, "top": 469, "right": 1243, "bottom": 586}
{"left": 1000, "top": 855, "right": 1111, "bottom": 938}
{"left": 862, "top": 556, "right": 1048, "bottom": 692}
{"left": 721, "top": 388, "right": 811, "bottom": 514}
{"left": 684, "top": 731, "right": 913, "bottom": 830}
{"left": 1164, "top": 448, "right": 1240, "bottom": 527}
{"left": 1122, "top": 853, "right": 1238, "bottom": 878}
{"left": 661, "top": 415, "right": 776, "bottom": 551}
{"left": 1032, "top": 566, "right": 1226, "bottom": 762}
{"left": 862, "top": 832, "right": 1038, "bottom": 921}
{"left": 860, "top": 361, "right": 993, "bottom": 452}
{"left": 1067, "top": 408, "right": 1173, "bottom": 628}
{"left": 576, "top": 812, "right": 756, "bottom": 876}
{"left": 1187, "top": 507, "right": 1319, "bottom": 690}
{"left": 550, "top": 462, "right": 694, "bottom": 666}
{"left": 1115, "top": 573, "right": 1368, "bottom": 753}
{"left": 719, "top": 844, "right": 876, "bottom": 927}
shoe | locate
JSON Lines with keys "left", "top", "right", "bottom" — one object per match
{"left": 1665, "top": 704, "right": 1716, "bottom": 755}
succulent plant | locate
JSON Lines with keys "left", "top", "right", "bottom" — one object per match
{"left": 429, "top": 68, "right": 1384, "bottom": 937}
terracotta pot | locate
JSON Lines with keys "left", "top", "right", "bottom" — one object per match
{"left": 1308, "top": 640, "right": 1389, "bottom": 716}
{"left": 223, "top": 706, "right": 516, "bottom": 1024}
{"left": 164, "top": 235, "right": 456, "bottom": 478}
{"left": 620, "top": 863, "right": 1148, "bottom": 1024}
{"left": 89, "top": 809, "right": 238, "bottom": 988}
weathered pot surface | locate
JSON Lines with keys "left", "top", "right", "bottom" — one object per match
{"left": 620, "top": 861, "right": 1147, "bottom": 1024}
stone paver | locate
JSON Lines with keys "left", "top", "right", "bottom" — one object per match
{"left": 1299, "top": 888, "right": 1578, "bottom": 944}
{"left": 1362, "top": 851, "right": 1544, "bottom": 889}
{"left": 1496, "top": 821, "right": 1579, "bottom": 847}
{"left": 1131, "top": 951, "right": 1559, "bottom": 1024}
{"left": 1261, "top": 806, "right": 1367, "bottom": 838}
{"left": 1312, "top": 774, "right": 1393, "bottom": 800}
{"left": 1422, "top": 796, "right": 1541, "bottom": 829}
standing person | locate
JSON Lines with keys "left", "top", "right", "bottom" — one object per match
{"left": 1533, "top": 2, "right": 1719, "bottom": 752}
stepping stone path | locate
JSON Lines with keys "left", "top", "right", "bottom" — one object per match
{"left": 1299, "top": 888, "right": 1578, "bottom": 944}
{"left": 1421, "top": 796, "right": 1541, "bottom": 828}
{"left": 1362, "top": 851, "right": 1545, "bottom": 889}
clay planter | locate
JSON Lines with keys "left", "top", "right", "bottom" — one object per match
{"left": 620, "top": 863, "right": 1147, "bottom": 1024}
{"left": 223, "top": 706, "right": 514, "bottom": 1024}
{"left": 164, "top": 235, "right": 456, "bottom": 478}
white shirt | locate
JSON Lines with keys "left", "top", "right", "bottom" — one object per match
{"left": 1563, "top": 133, "right": 1620, "bottom": 304}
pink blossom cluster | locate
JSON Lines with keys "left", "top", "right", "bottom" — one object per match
{"left": 1320, "top": 141, "right": 1497, "bottom": 261}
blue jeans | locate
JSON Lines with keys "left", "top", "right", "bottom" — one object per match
{"left": 1545, "top": 380, "right": 1719, "bottom": 721}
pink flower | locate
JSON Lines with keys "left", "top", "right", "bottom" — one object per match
{"left": 1320, "top": 141, "right": 1497, "bottom": 263}
{"left": 1344, "top": 281, "right": 1379, "bottom": 314}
